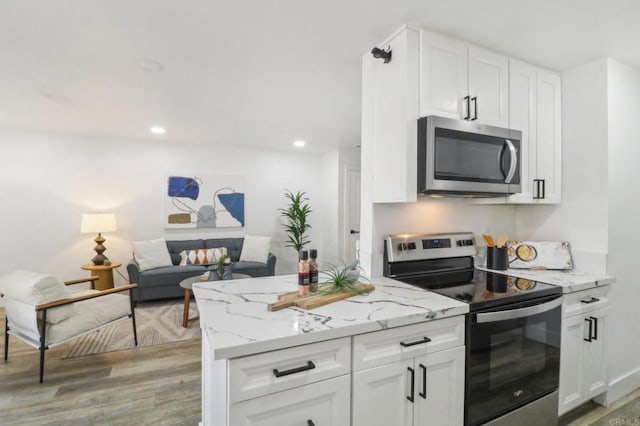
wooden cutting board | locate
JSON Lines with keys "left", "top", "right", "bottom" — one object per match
{"left": 267, "top": 283, "right": 375, "bottom": 311}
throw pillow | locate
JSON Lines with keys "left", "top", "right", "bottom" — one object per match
{"left": 179, "top": 247, "right": 228, "bottom": 265}
{"left": 0, "top": 270, "right": 75, "bottom": 324}
{"left": 131, "top": 238, "right": 173, "bottom": 271}
{"left": 239, "top": 235, "right": 272, "bottom": 263}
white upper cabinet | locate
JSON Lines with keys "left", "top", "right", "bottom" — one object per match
{"left": 419, "top": 31, "right": 468, "bottom": 120}
{"left": 365, "top": 26, "right": 419, "bottom": 203}
{"left": 507, "top": 59, "right": 538, "bottom": 203}
{"left": 536, "top": 69, "right": 562, "bottom": 204}
{"left": 475, "top": 60, "right": 562, "bottom": 205}
{"left": 363, "top": 26, "right": 561, "bottom": 204}
{"left": 420, "top": 31, "right": 509, "bottom": 127}
{"left": 468, "top": 46, "right": 510, "bottom": 127}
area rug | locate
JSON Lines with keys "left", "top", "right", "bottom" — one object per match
{"left": 62, "top": 299, "right": 201, "bottom": 358}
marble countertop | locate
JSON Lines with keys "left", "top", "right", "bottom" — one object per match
{"left": 476, "top": 266, "right": 615, "bottom": 293}
{"left": 192, "top": 274, "right": 468, "bottom": 360}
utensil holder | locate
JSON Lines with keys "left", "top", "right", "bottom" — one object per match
{"left": 487, "top": 247, "right": 508, "bottom": 270}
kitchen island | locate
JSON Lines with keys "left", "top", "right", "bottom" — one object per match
{"left": 193, "top": 274, "right": 469, "bottom": 426}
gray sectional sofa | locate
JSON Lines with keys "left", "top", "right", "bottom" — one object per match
{"left": 127, "top": 237, "right": 276, "bottom": 302}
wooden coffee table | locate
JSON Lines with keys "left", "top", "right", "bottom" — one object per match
{"left": 179, "top": 273, "right": 251, "bottom": 327}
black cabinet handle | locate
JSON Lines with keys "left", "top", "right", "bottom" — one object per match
{"left": 307, "top": 420, "right": 315, "bottom": 426}
{"left": 400, "top": 337, "right": 431, "bottom": 347}
{"left": 419, "top": 364, "right": 427, "bottom": 399}
{"left": 540, "top": 179, "right": 546, "bottom": 199}
{"left": 273, "top": 361, "right": 315, "bottom": 378}
{"left": 464, "top": 96, "right": 471, "bottom": 120}
{"left": 407, "top": 367, "right": 415, "bottom": 402}
{"left": 590, "top": 316, "right": 598, "bottom": 340}
{"left": 350, "top": 229, "right": 360, "bottom": 234}
{"left": 533, "top": 179, "right": 542, "bottom": 199}
{"left": 584, "top": 318, "right": 593, "bottom": 342}
{"left": 472, "top": 97, "right": 478, "bottom": 120}
{"left": 581, "top": 297, "right": 600, "bottom": 304}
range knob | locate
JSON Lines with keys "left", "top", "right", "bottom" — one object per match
{"left": 407, "top": 242, "right": 417, "bottom": 250}
{"left": 398, "top": 242, "right": 408, "bottom": 251}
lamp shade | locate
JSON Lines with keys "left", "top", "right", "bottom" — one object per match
{"left": 81, "top": 213, "right": 117, "bottom": 233}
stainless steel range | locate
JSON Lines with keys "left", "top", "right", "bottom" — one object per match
{"left": 384, "top": 232, "right": 561, "bottom": 426}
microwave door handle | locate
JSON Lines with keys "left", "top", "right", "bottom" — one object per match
{"left": 475, "top": 297, "right": 562, "bottom": 323}
{"left": 503, "top": 139, "right": 517, "bottom": 184}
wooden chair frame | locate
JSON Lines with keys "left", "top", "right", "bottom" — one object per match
{"left": 2, "top": 277, "right": 138, "bottom": 383}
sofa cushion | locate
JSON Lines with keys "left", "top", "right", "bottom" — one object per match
{"left": 179, "top": 247, "right": 227, "bottom": 266}
{"left": 240, "top": 235, "right": 272, "bottom": 263}
{"left": 132, "top": 238, "right": 173, "bottom": 271}
{"left": 167, "top": 239, "right": 206, "bottom": 265}
{"left": 204, "top": 238, "right": 243, "bottom": 261}
{"left": 139, "top": 265, "right": 207, "bottom": 287}
{"left": 0, "top": 270, "right": 75, "bottom": 324}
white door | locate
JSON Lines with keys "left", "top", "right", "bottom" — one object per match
{"left": 468, "top": 46, "right": 509, "bottom": 127}
{"left": 507, "top": 59, "right": 537, "bottom": 203}
{"left": 419, "top": 30, "right": 468, "bottom": 120}
{"left": 353, "top": 359, "right": 414, "bottom": 426}
{"left": 345, "top": 166, "right": 361, "bottom": 262}
{"left": 583, "top": 307, "right": 609, "bottom": 399}
{"left": 558, "top": 314, "right": 586, "bottom": 415}
{"left": 413, "top": 346, "right": 465, "bottom": 426}
{"left": 536, "top": 69, "right": 562, "bottom": 204}
{"left": 229, "top": 375, "right": 350, "bottom": 426}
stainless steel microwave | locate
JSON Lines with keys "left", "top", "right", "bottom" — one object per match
{"left": 417, "top": 115, "right": 522, "bottom": 197}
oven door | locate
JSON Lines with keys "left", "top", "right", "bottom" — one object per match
{"left": 465, "top": 294, "right": 562, "bottom": 426}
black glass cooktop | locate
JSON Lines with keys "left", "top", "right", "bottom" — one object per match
{"left": 409, "top": 269, "right": 562, "bottom": 312}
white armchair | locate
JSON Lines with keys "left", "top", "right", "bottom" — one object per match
{"left": 1, "top": 270, "right": 138, "bottom": 383}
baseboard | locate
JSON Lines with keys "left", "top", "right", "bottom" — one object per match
{"left": 594, "top": 367, "right": 640, "bottom": 406}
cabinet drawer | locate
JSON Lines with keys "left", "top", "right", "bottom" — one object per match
{"left": 230, "top": 375, "right": 350, "bottom": 426}
{"left": 563, "top": 285, "right": 610, "bottom": 318}
{"left": 353, "top": 316, "right": 465, "bottom": 372}
{"left": 229, "top": 337, "right": 350, "bottom": 403}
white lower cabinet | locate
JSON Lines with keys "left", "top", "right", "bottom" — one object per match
{"left": 202, "top": 317, "right": 466, "bottom": 426}
{"left": 353, "top": 359, "right": 414, "bottom": 426}
{"left": 352, "top": 319, "right": 465, "bottom": 426}
{"left": 229, "top": 375, "right": 350, "bottom": 426}
{"left": 558, "top": 287, "right": 610, "bottom": 415}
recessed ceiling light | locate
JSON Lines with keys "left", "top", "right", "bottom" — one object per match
{"left": 293, "top": 140, "right": 306, "bottom": 148}
{"left": 150, "top": 126, "right": 166, "bottom": 135}
{"left": 138, "top": 59, "right": 164, "bottom": 73}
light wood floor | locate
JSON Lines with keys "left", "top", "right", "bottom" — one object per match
{"left": 2, "top": 305, "right": 637, "bottom": 426}
{"left": 0, "top": 308, "right": 201, "bottom": 425}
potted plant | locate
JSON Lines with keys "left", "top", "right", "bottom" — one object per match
{"left": 279, "top": 190, "right": 312, "bottom": 253}
{"left": 317, "top": 259, "right": 370, "bottom": 295}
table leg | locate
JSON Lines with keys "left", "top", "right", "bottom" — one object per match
{"left": 183, "top": 289, "right": 191, "bottom": 328}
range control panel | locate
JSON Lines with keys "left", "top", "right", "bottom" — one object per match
{"left": 385, "top": 232, "right": 477, "bottom": 263}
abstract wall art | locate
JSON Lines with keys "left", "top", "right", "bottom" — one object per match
{"left": 165, "top": 173, "right": 245, "bottom": 228}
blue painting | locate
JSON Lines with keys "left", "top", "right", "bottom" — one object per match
{"left": 165, "top": 174, "right": 245, "bottom": 228}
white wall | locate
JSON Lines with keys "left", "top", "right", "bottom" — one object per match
{"left": 373, "top": 200, "right": 517, "bottom": 253}
{"left": 0, "top": 131, "right": 341, "bottom": 287}
{"left": 605, "top": 58, "right": 640, "bottom": 400}
{"left": 516, "top": 58, "right": 610, "bottom": 272}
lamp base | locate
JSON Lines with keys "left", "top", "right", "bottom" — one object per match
{"left": 91, "top": 254, "right": 108, "bottom": 265}
{"left": 91, "top": 232, "right": 109, "bottom": 265}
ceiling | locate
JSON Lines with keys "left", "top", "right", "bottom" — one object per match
{"left": 1, "top": 0, "right": 639, "bottom": 151}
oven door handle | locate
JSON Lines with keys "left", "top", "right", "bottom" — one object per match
{"left": 475, "top": 297, "right": 562, "bottom": 323}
